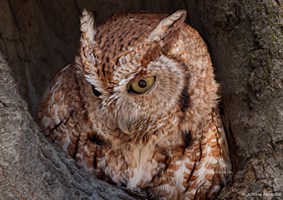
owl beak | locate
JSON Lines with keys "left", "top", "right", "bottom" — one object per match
{"left": 117, "top": 118, "right": 131, "bottom": 135}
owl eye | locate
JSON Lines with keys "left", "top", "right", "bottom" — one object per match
{"left": 92, "top": 85, "right": 102, "bottom": 97}
{"left": 129, "top": 76, "right": 155, "bottom": 94}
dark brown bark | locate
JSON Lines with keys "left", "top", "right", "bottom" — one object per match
{"left": 0, "top": 53, "right": 139, "bottom": 199}
{"left": 0, "top": 0, "right": 282, "bottom": 199}
{"left": 190, "top": 1, "right": 283, "bottom": 199}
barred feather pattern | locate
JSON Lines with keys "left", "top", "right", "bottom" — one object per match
{"left": 38, "top": 9, "right": 231, "bottom": 200}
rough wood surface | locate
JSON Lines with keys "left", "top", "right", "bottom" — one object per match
{"left": 0, "top": 54, "right": 139, "bottom": 200}
{"left": 188, "top": 0, "right": 283, "bottom": 199}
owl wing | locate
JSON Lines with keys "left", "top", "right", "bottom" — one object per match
{"left": 206, "top": 108, "right": 232, "bottom": 198}
{"left": 38, "top": 63, "right": 102, "bottom": 173}
{"left": 213, "top": 109, "right": 231, "bottom": 172}
{"left": 37, "top": 64, "right": 82, "bottom": 155}
{"left": 201, "top": 109, "right": 231, "bottom": 199}
{"left": 183, "top": 108, "right": 231, "bottom": 199}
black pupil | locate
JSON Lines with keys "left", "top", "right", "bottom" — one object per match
{"left": 138, "top": 79, "right": 147, "bottom": 88}
{"left": 92, "top": 85, "right": 102, "bottom": 97}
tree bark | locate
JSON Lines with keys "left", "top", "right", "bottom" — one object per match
{"left": 0, "top": 53, "right": 141, "bottom": 199}
{"left": 0, "top": 0, "right": 282, "bottom": 199}
{"left": 188, "top": 0, "right": 283, "bottom": 199}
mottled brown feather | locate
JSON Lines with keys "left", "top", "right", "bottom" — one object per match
{"left": 38, "top": 10, "right": 231, "bottom": 200}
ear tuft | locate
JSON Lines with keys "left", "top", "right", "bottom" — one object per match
{"left": 149, "top": 10, "right": 187, "bottom": 41}
{"left": 80, "top": 9, "right": 96, "bottom": 42}
{"left": 79, "top": 9, "right": 97, "bottom": 75}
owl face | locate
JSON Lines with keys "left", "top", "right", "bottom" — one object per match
{"left": 104, "top": 55, "right": 188, "bottom": 134}
{"left": 84, "top": 47, "right": 188, "bottom": 135}
{"left": 79, "top": 9, "right": 217, "bottom": 136}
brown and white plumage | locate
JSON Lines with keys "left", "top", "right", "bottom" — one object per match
{"left": 38, "top": 9, "right": 231, "bottom": 199}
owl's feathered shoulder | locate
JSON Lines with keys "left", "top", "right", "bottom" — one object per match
{"left": 207, "top": 108, "right": 232, "bottom": 198}
{"left": 37, "top": 64, "right": 82, "bottom": 136}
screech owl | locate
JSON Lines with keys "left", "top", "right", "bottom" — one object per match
{"left": 38, "top": 9, "right": 231, "bottom": 199}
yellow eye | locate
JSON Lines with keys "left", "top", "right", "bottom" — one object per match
{"left": 129, "top": 76, "right": 155, "bottom": 94}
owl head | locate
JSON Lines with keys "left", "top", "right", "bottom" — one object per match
{"left": 77, "top": 9, "right": 218, "bottom": 139}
